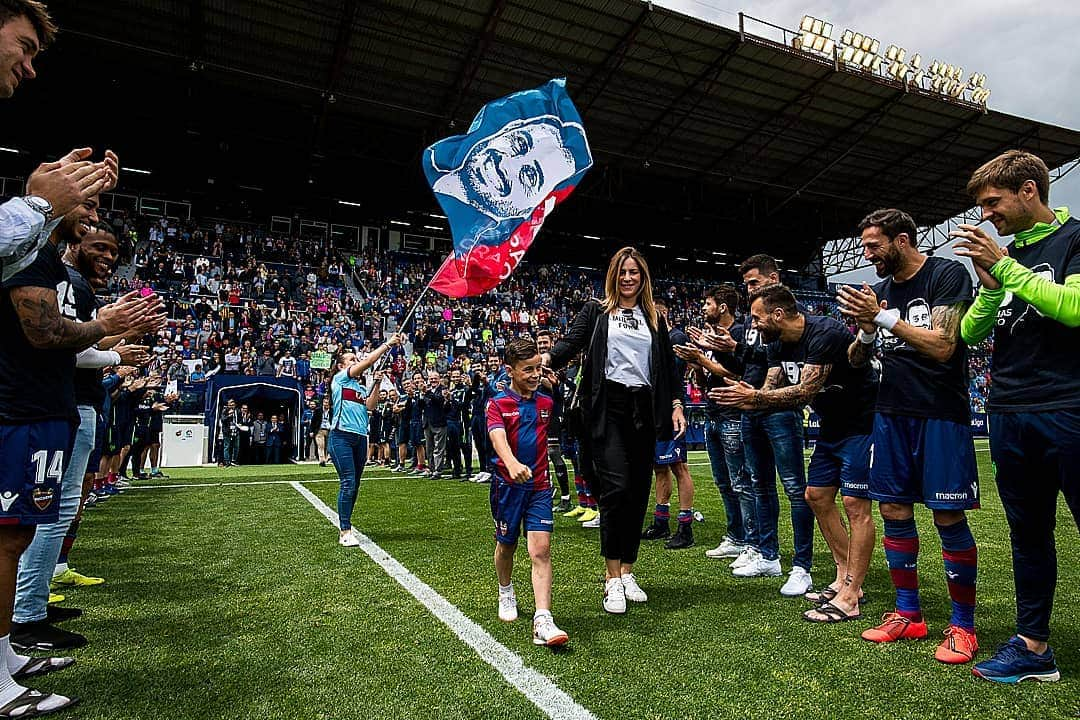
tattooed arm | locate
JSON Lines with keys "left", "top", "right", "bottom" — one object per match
{"left": 709, "top": 364, "right": 830, "bottom": 411}
{"left": 848, "top": 333, "right": 876, "bottom": 368}
{"left": 8, "top": 286, "right": 108, "bottom": 351}
{"left": 888, "top": 302, "right": 966, "bottom": 363}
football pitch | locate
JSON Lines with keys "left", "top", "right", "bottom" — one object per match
{"left": 52, "top": 439, "right": 1079, "bottom": 720}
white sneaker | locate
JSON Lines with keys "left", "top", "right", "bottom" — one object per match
{"left": 338, "top": 532, "right": 360, "bottom": 547}
{"left": 730, "top": 547, "right": 759, "bottom": 570}
{"left": 581, "top": 515, "right": 600, "bottom": 528}
{"left": 498, "top": 591, "right": 518, "bottom": 622}
{"left": 732, "top": 555, "right": 782, "bottom": 578}
{"left": 705, "top": 537, "right": 745, "bottom": 559}
{"left": 532, "top": 614, "right": 568, "bottom": 646}
{"left": 620, "top": 573, "right": 648, "bottom": 603}
{"left": 603, "top": 577, "right": 626, "bottom": 614}
{"left": 780, "top": 567, "right": 813, "bottom": 597}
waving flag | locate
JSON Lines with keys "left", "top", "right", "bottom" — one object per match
{"left": 423, "top": 78, "right": 592, "bottom": 298}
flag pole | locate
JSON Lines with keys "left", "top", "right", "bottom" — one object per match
{"left": 373, "top": 277, "right": 436, "bottom": 372}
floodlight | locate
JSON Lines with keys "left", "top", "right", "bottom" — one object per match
{"left": 861, "top": 36, "right": 872, "bottom": 51}
{"left": 853, "top": 49, "right": 866, "bottom": 65}
{"left": 841, "top": 46, "right": 856, "bottom": 62}
{"left": 911, "top": 69, "right": 924, "bottom": 84}
{"left": 886, "top": 45, "right": 897, "bottom": 61}
{"left": 822, "top": 23, "right": 833, "bottom": 37}
{"left": 930, "top": 60, "right": 940, "bottom": 75}
{"left": 932, "top": 76, "right": 944, "bottom": 91}
{"left": 813, "top": 35, "right": 826, "bottom": 51}
{"left": 842, "top": 29, "right": 854, "bottom": 44}
{"left": 801, "top": 15, "right": 814, "bottom": 31}
{"left": 870, "top": 39, "right": 880, "bottom": 54}
{"left": 861, "top": 52, "right": 876, "bottom": 68}
{"left": 823, "top": 39, "right": 835, "bottom": 55}
{"left": 896, "top": 48, "right": 905, "bottom": 63}
{"left": 911, "top": 53, "right": 922, "bottom": 69}
{"left": 853, "top": 32, "right": 864, "bottom": 47}
{"left": 812, "top": 19, "right": 824, "bottom": 34}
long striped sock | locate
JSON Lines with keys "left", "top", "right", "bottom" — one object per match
{"left": 574, "top": 475, "right": 587, "bottom": 507}
{"left": 654, "top": 503, "right": 670, "bottom": 524}
{"left": 883, "top": 517, "right": 922, "bottom": 622}
{"left": 58, "top": 517, "right": 81, "bottom": 566}
{"left": 937, "top": 519, "right": 977, "bottom": 631}
{"left": 677, "top": 508, "right": 693, "bottom": 526}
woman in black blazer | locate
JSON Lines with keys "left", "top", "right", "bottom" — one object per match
{"left": 543, "top": 247, "right": 686, "bottom": 614}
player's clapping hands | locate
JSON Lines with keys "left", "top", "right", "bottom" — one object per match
{"left": 97, "top": 290, "right": 167, "bottom": 336}
{"left": 688, "top": 325, "right": 736, "bottom": 353}
{"left": 836, "top": 284, "right": 886, "bottom": 332}
{"left": 708, "top": 377, "right": 758, "bottom": 409}
{"left": 950, "top": 223, "right": 1008, "bottom": 290}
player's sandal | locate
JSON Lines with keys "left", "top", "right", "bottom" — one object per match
{"left": 12, "top": 656, "right": 76, "bottom": 681}
{"left": 804, "top": 587, "right": 868, "bottom": 605}
{"left": 0, "top": 688, "right": 79, "bottom": 718}
{"left": 803, "top": 601, "right": 861, "bottom": 623}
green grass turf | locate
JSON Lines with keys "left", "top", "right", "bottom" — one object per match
{"left": 49, "top": 440, "right": 1080, "bottom": 720}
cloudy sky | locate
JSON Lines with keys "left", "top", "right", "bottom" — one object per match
{"left": 655, "top": 0, "right": 1080, "bottom": 283}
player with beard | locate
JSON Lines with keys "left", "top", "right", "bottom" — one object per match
{"left": 676, "top": 285, "right": 755, "bottom": 559}
{"left": 837, "top": 208, "right": 979, "bottom": 662}
{"left": 712, "top": 285, "right": 877, "bottom": 623}
{"left": 951, "top": 151, "right": 1080, "bottom": 683}
{"left": 13, "top": 215, "right": 153, "bottom": 652}
{"left": 0, "top": 190, "right": 160, "bottom": 715}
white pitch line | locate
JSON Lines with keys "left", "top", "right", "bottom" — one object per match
{"left": 289, "top": 481, "right": 596, "bottom": 720}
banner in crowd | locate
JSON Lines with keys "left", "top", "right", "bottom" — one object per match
{"left": 310, "top": 351, "right": 332, "bottom": 370}
{"left": 423, "top": 77, "right": 593, "bottom": 298}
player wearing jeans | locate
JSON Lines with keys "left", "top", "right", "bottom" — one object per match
{"left": 488, "top": 339, "right": 567, "bottom": 647}
{"left": 953, "top": 151, "right": 1080, "bottom": 683}
{"left": 838, "top": 208, "right": 979, "bottom": 663}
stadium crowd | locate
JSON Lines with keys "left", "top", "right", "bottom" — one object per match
{"left": 0, "top": 1, "right": 1077, "bottom": 715}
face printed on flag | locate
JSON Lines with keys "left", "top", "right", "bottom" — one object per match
{"left": 424, "top": 78, "right": 592, "bottom": 297}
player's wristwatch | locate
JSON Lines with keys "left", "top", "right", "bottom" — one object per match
{"left": 21, "top": 195, "right": 54, "bottom": 223}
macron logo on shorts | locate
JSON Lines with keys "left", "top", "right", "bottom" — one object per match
{"left": 0, "top": 492, "right": 17, "bottom": 512}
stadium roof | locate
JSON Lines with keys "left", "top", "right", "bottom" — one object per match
{"left": 5, "top": 0, "right": 1080, "bottom": 273}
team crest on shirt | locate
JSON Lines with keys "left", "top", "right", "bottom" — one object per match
{"left": 539, "top": 408, "right": 550, "bottom": 421}
{"left": 0, "top": 492, "right": 17, "bottom": 512}
{"left": 31, "top": 487, "right": 55, "bottom": 511}
{"left": 998, "top": 263, "right": 1054, "bottom": 333}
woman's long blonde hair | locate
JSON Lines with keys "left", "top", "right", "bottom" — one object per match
{"left": 601, "top": 246, "right": 658, "bottom": 332}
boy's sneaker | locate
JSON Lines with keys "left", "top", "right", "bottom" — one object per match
{"left": 729, "top": 547, "right": 759, "bottom": 570}
{"left": 563, "top": 506, "right": 586, "bottom": 519}
{"left": 936, "top": 626, "right": 979, "bottom": 664}
{"left": 779, "top": 567, "right": 813, "bottom": 597}
{"left": 705, "top": 537, "right": 744, "bottom": 559}
{"left": 113, "top": 479, "right": 132, "bottom": 490}
{"left": 620, "top": 573, "right": 648, "bottom": 603}
{"left": 861, "top": 612, "right": 929, "bottom": 643}
{"left": 581, "top": 515, "right": 600, "bottom": 528}
{"left": 973, "top": 636, "right": 1060, "bottom": 683}
{"left": 498, "top": 591, "right": 518, "bottom": 622}
{"left": 732, "top": 555, "right": 782, "bottom": 578}
{"left": 532, "top": 614, "right": 568, "bottom": 646}
{"left": 603, "top": 578, "right": 626, "bottom": 614}
{"left": 83, "top": 493, "right": 98, "bottom": 508}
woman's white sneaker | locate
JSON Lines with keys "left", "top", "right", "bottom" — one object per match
{"left": 338, "top": 532, "right": 360, "bottom": 547}
{"left": 603, "top": 577, "right": 626, "bottom": 614}
{"left": 620, "top": 573, "right": 648, "bottom": 603}
{"left": 779, "top": 567, "right": 813, "bottom": 597}
{"left": 732, "top": 555, "right": 782, "bottom": 578}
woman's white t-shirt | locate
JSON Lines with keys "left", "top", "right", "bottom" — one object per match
{"left": 605, "top": 306, "right": 652, "bottom": 388}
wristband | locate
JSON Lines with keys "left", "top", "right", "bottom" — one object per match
{"left": 857, "top": 329, "right": 877, "bottom": 345}
{"left": 873, "top": 308, "right": 900, "bottom": 332}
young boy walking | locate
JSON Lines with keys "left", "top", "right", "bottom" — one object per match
{"left": 487, "top": 339, "right": 568, "bottom": 647}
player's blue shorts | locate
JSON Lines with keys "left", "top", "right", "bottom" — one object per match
{"left": 654, "top": 438, "right": 687, "bottom": 466}
{"left": 409, "top": 421, "right": 423, "bottom": 448}
{"left": 0, "top": 420, "right": 75, "bottom": 525}
{"left": 869, "top": 413, "right": 979, "bottom": 510}
{"left": 489, "top": 478, "right": 554, "bottom": 545}
{"left": 807, "top": 434, "right": 871, "bottom": 498}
